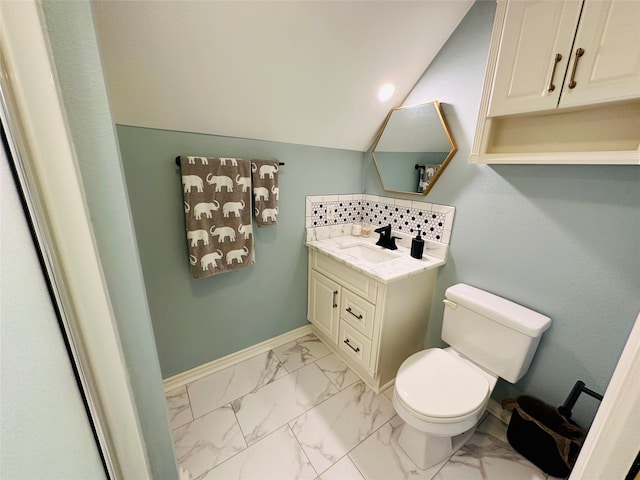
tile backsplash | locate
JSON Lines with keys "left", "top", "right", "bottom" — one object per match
{"left": 305, "top": 194, "right": 455, "bottom": 244}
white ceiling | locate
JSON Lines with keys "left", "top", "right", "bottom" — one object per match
{"left": 93, "top": 1, "right": 473, "bottom": 152}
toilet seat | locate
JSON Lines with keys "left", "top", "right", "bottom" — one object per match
{"left": 395, "top": 349, "right": 490, "bottom": 421}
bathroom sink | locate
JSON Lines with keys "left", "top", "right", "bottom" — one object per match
{"left": 339, "top": 243, "right": 401, "bottom": 264}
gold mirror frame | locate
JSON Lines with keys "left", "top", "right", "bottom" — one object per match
{"left": 372, "top": 101, "right": 457, "bottom": 196}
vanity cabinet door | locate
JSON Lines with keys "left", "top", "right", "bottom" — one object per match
{"left": 488, "top": 0, "right": 582, "bottom": 117}
{"left": 559, "top": 0, "right": 640, "bottom": 108}
{"left": 308, "top": 270, "right": 340, "bottom": 343}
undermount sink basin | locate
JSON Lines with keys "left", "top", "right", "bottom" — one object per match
{"left": 339, "top": 243, "right": 401, "bottom": 264}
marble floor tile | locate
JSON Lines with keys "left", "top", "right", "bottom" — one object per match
{"left": 349, "top": 415, "right": 447, "bottom": 480}
{"left": 171, "top": 404, "right": 246, "bottom": 479}
{"left": 201, "top": 425, "right": 317, "bottom": 480}
{"left": 289, "top": 380, "right": 396, "bottom": 475}
{"left": 315, "top": 353, "right": 359, "bottom": 390}
{"left": 166, "top": 386, "right": 193, "bottom": 430}
{"left": 233, "top": 363, "right": 338, "bottom": 445}
{"left": 187, "top": 350, "right": 287, "bottom": 419}
{"left": 382, "top": 384, "right": 395, "bottom": 401}
{"left": 318, "top": 456, "right": 365, "bottom": 480}
{"left": 273, "top": 333, "right": 331, "bottom": 372}
{"left": 477, "top": 413, "right": 509, "bottom": 444}
{"left": 432, "top": 430, "right": 546, "bottom": 480}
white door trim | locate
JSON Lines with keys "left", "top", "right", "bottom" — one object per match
{"left": 569, "top": 312, "right": 640, "bottom": 479}
{"left": 0, "top": 2, "right": 151, "bottom": 478}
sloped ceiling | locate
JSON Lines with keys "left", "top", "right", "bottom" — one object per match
{"left": 92, "top": 1, "right": 473, "bottom": 152}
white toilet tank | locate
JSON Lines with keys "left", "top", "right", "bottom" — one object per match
{"left": 441, "top": 284, "right": 551, "bottom": 383}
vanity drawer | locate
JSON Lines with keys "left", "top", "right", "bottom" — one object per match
{"left": 312, "top": 251, "right": 377, "bottom": 303}
{"left": 340, "top": 289, "right": 375, "bottom": 339}
{"left": 338, "top": 322, "right": 372, "bottom": 371}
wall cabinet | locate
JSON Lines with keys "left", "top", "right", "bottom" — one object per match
{"left": 471, "top": 0, "right": 640, "bottom": 164}
{"left": 307, "top": 250, "right": 436, "bottom": 393}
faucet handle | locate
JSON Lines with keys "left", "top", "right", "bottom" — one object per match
{"left": 388, "top": 236, "right": 401, "bottom": 250}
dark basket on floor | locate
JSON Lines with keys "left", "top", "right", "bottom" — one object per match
{"left": 502, "top": 395, "right": 586, "bottom": 478}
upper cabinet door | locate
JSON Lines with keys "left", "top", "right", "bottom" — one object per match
{"left": 559, "top": 0, "right": 640, "bottom": 108}
{"left": 488, "top": 0, "right": 582, "bottom": 117}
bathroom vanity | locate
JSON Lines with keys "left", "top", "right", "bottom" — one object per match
{"left": 306, "top": 233, "right": 446, "bottom": 393}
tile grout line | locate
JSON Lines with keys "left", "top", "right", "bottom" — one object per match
{"left": 286, "top": 424, "right": 319, "bottom": 479}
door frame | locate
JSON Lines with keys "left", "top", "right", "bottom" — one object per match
{"left": 0, "top": 2, "right": 151, "bottom": 478}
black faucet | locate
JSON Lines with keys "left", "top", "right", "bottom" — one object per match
{"left": 374, "top": 224, "right": 400, "bottom": 250}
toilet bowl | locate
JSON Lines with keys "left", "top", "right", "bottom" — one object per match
{"left": 392, "top": 348, "right": 498, "bottom": 468}
{"left": 391, "top": 283, "right": 551, "bottom": 469}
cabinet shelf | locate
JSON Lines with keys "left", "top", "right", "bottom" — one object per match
{"left": 471, "top": 101, "right": 640, "bottom": 165}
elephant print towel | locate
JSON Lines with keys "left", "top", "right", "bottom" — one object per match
{"left": 180, "top": 156, "right": 254, "bottom": 279}
{"left": 251, "top": 159, "right": 279, "bottom": 226}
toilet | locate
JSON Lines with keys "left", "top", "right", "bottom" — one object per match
{"left": 392, "top": 283, "right": 551, "bottom": 469}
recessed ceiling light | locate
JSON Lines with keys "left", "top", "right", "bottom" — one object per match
{"left": 377, "top": 83, "right": 396, "bottom": 103}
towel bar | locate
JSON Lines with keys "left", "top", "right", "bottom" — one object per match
{"left": 175, "top": 156, "right": 284, "bottom": 167}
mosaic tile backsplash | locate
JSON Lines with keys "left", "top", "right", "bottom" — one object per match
{"left": 305, "top": 194, "right": 455, "bottom": 244}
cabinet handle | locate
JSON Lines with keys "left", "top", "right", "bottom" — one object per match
{"left": 346, "top": 307, "right": 363, "bottom": 320}
{"left": 568, "top": 48, "right": 585, "bottom": 89}
{"left": 332, "top": 291, "right": 338, "bottom": 308}
{"left": 547, "top": 53, "right": 562, "bottom": 92}
{"left": 343, "top": 338, "right": 360, "bottom": 353}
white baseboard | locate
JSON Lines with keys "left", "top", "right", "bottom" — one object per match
{"left": 487, "top": 397, "right": 511, "bottom": 425}
{"left": 163, "top": 325, "right": 313, "bottom": 392}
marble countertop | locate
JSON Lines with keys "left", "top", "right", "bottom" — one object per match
{"left": 305, "top": 233, "right": 447, "bottom": 284}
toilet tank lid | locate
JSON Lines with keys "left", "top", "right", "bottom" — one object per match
{"left": 445, "top": 284, "right": 551, "bottom": 337}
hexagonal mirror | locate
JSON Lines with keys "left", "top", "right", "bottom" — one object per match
{"left": 372, "top": 101, "right": 456, "bottom": 195}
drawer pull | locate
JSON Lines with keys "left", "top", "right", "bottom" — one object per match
{"left": 343, "top": 338, "right": 360, "bottom": 353}
{"left": 547, "top": 53, "right": 562, "bottom": 92}
{"left": 568, "top": 48, "right": 584, "bottom": 89}
{"left": 333, "top": 290, "right": 338, "bottom": 308}
{"left": 346, "top": 307, "right": 363, "bottom": 320}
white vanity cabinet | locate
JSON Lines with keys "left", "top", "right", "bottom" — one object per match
{"left": 307, "top": 249, "right": 437, "bottom": 393}
{"left": 489, "top": 0, "right": 640, "bottom": 116}
{"left": 471, "top": 0, "right": 640, "bottom": 165}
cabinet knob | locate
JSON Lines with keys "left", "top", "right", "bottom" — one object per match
{"left": 332, "top": 290, "right": 338, "bottom": 308}
{"left": 346, "top": 307, "right": 363, "bottom": 320}
{"left": 568, "top": 48, "right": 585, "bottom": 89}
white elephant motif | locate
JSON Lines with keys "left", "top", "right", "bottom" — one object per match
{"left": 253, "top": 187, "right": 269, "bottom": 201}
{"left": 193, "top": 201, "right": 220, "bottom": 220}
{"left": 259, "top": 163, "right": 278, "bottom": 179}
{"left": 237, "top": 223, "right": 253, "bottom": 239}
{"left": 236, "top": 174, "right": 251, "bottom": 193}
{"left": 182, "top": 175, "right": 204, "bottom": 193}
{"left": 226, "top": 247, "right": 249, "bottom": 265}
{"left": 187, "top": 156, "right": 208, "bottom": 165}
{"left": 220, "top": 157, "right": 238, "bottom": 166}
{"left": 189, "top": 254, "right": 197, "bottom": 266}
{"left": 261, "top": 207, "right": 279, "bottom": 223}
{"left": 210, "top": 225, "right": 236, "bottom": 242}
{"left": 184, "top": 202, "right": 190, "bottom": 214}
{"left": 206, "top": 173, "right": 234, "bottom": 192}
{"left": 271, "top": 185, "right": 279, "bottom": 200}
{"left": 223, "top": 200, "right": 245, "bottom": 218}
{"left": 186, "top": 229, "right": 209, "bottom": 247}
{"left": 200, "top": 250, "right": 223, "bottom": 272}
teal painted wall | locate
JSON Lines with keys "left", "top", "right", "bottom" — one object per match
{"left": 365, "top": 1, "right": 640, "bottom": 428}
{"left": 41, "top": 2, "right": 178, "bottom": 478}
{"left": 116, "top": 126, "right": 363, "bottom": 377}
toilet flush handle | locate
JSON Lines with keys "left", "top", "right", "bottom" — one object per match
{"left": 442, "top": 299, "right": 458, "bottom": 310}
